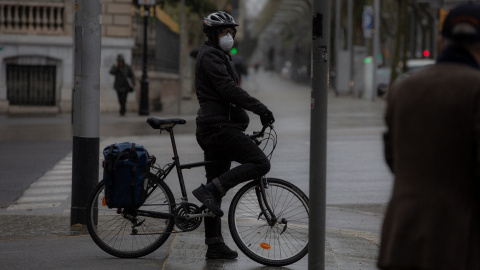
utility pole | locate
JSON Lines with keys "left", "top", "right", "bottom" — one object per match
{"left": 334, "top": 0, "right": 341, "bottom": 91}
{"left": 335, "top": 0, "right": 341, "bottom": 54}
{"left": 71, "top": 0, "right": 101, "bottom": 225}
{"left": 347, "top": 0, "right": 354, "bottom": 95}
{"left": 178, "top": 0, "right": 185, "bottom": 114}
{"left": 310, "top": 0, "right": 330, "bottom": 269}
{"left": 139, "top": 1, "right": 155, "bottom": 115}
{"left": 372, "top": 0, "right": 380, "bottom": 101}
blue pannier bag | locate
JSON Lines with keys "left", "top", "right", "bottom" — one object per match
{"left": 103, "top": 142, "right": 150, "bottom": 208}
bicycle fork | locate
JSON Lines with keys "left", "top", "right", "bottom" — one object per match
{"left": 255, "top": 177, "right": 288, "bottom": 234}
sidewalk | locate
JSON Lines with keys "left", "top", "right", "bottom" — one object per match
{"left": 0, "top": 70, "right": 391, "bottom": 269}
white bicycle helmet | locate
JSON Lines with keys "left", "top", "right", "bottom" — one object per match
{"left": 203, "top": 11, "right": 238, "bottom": 33}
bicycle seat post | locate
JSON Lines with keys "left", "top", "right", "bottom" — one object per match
{"left": 166, "top": 126, "right": 188, "bottom": 200}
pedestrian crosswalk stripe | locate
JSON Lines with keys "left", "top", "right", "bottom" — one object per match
{"left": 7, "top": 203, "right": 62, "bottom": 211}
{"left": 31, "top": 181, "right": 71, "bottom": 187}
{"left": 7, "top": 153, "right": 72, "bottom": 214}
{"left": 24, "top": 187, "right": 71, "bottom": 195}
{"left": 17, "top": 195, "right": 69, "bottom": 203}
{"left": 38, "top": 175, "right": 71, "bottom": 181}
{"left": 50, "top": 165, "right": 71, "bottom": 170}
{"left": 44, "top": 169, "right": 71, "bottom": 175}
{"left": 7, "top": 152, "right": 75, "bottom": 213}
{"left": 8, "top": 151, "right": 121, "bottom": 213}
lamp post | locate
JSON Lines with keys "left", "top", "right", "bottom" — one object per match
{"left": 138, "top": 0, "right": 155, "bottom": 115}
{"left": 71, "top": 0, "right": 101, "bottom": 225}
{"left": 310, "top": 0, "right": 330, "bottom": 268}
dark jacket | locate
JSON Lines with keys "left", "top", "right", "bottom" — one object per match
{"left": 110, "top": 64, "right": 135, "bottom": 92}
{"left": 378, "top": 47, "right": 480, "bottom": 269}
{"left": 195, "top": 41, "right": 268, "bottom": 131}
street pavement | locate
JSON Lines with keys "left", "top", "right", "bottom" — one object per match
{"left": 0, "top": 69, "right": 392, "bottom": 269}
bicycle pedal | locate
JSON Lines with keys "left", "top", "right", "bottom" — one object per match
{"left": 201, "top": 208, "right": 217, "bottom": 217}
{"left": 205, "top": 211, "right": 216, "bottom": 217}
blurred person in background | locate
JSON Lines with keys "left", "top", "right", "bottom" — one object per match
{"left": 109, "top": 54, "right": 135, "bottom": 116}
{"left": 378, "top": 3, "right": 480, "bottom": 270}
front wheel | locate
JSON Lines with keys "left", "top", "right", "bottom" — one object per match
{"left": 86, "top": 173, "right": 175, "bottom": 258}
{"left": 228, "top": 178, "right": 309, "bottom": 266}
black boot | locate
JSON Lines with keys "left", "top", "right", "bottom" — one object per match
{"left": 206, "top": 243, "right": 238, "bottom": 259}
{"left": 192, "top": 184, "right": 223, "bottom": 217}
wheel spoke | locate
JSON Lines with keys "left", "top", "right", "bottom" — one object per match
{"left": 229, "top": 179, "right": 309, "bottom": 266}
{"left": 86, "top": 174, "right": 175, "bottom": 258}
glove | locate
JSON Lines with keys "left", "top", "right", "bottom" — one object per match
{"left": 260, "top": 109, "right": 275, "bottom": 126}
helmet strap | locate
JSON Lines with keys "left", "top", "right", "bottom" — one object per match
{"left": 206, "top": 28, "right": 221, "bottom": 45}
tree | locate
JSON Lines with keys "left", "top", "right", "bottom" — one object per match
{"left": 389, "top": 0, "right": 410, "bottom": 85}
{"left": 155, "top": 0, "right": 217, "bottom": 15}
{"left": 155, "top": 0, "right": 222, "bottom": 49}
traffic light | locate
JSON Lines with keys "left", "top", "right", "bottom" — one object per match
{"left": 230, "top": 41, "right": 239, "bottom": 55}
{"left": 423, "top": 50, "right": 430, "bottom": 58}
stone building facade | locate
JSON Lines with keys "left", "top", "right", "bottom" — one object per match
{"left": 0, "top": 0, "right": 179, "bottom": 114}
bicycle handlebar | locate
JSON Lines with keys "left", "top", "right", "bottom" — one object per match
{"left": 249, "top": 124, "right": 272, "bottom": 141}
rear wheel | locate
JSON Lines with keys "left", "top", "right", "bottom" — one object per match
{"left": 86, "top": 173, "right": 175, "bottom": 258}
{"left": 228, "top": 178, "right": 309, "bottom": 266}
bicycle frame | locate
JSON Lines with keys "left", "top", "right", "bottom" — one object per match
{"left": 160, "top": 126, "right": 219, "bottom": 200}
{"left": 138, "top": 124, "right": 277, "bottom": 224}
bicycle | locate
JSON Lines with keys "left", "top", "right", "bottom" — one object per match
{"left": 86, "top": 117, "right": 309, "bottom": 267}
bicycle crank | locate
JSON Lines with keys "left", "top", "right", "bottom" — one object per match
{"left": 174, "top": 202, "right": 202, "bottom": 231}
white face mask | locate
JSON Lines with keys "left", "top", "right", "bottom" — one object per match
{"left": 219, "top": 33, "right": 234, "bottom": 52}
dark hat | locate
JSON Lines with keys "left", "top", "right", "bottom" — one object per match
{"left": 442, "top": 3, "right": 480, "bottom": 42}
{"left": 116, "top": 54, "right": 125, "bottom": 62}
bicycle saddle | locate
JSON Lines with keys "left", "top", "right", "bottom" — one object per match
{"left": 147, "top": 117, "right": 186, "bottom": 129}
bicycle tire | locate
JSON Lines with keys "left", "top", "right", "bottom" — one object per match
{"left": 228, "top": 178, "right": 309, "bottom": 266}
{"left": 86, "top": 172, "right": 175, "bottom": 258}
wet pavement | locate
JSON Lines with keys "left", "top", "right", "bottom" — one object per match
{"left": 0, "top": 70, "right": 391, "bottom": 269}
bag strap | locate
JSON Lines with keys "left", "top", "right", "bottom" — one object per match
{"left": 104, "top": 144, "right": 116, "bottom": 204}
{"left": 111, "top": 146, "right": 136, "bottom": 170}
{"left": 130, "top": 143, "right": 138, "bottom": 204}
{"left": 105, "top": 144, "right": 115, "bottom": 171}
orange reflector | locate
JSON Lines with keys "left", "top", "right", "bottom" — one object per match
{"left": 260, "top": 243, "right": 271, "bottom": 250}
{"left": 102, "top": 196, "right": 106, "bottom": 206}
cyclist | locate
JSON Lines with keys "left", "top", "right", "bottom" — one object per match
{"left": 192, "top": 11, "right": 275, "bottom": 259}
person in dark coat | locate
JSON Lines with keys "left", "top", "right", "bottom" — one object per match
{"left": 109, "top": 54, "right": 135, "bottom": 116}
{"left": 378, "top": 3, "right": 480, "bottom": 270}
{"left": 191, "top": 11, "right": 275, "bottom": 260}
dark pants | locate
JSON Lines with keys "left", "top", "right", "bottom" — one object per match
{"left": 116, "top": 90, "right": 128, "bottom": 115}
{"left": 196, "top": 126, "right": 271, "bottom": 245}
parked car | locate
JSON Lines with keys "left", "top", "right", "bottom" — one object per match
{"left": 405, "top": 59, "right": 436, "bottom": 72}
{"left": 376, "top": 59, "right": 435, "bottom": 97}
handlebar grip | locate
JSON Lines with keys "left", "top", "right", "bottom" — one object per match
{"left": 249, "top": 124, "right": 272, "bottom": 140}
{"left": 260, "top": 124, "right": 273, "bottom": 134}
